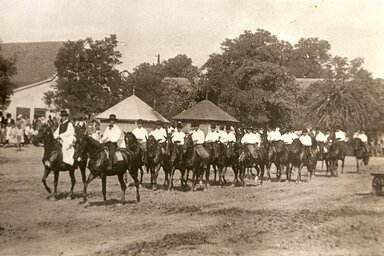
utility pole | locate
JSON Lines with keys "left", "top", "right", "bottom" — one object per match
{"left": 156, "top": 54, "right": 160, "bottom": 65}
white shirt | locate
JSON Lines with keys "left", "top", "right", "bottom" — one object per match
{"left": 300, "top": 135, "right": 312, "bottom": 146}
{"left": 226, "top": 132, "right": 236, "bottom": 143}
{"left": 101, "top": 124, "right": 121, "bottom": 143}
{"left": 359, "top": 133, "right": 368, "bottom": 143}
{"left": 172, "top": 130, "right": 185, "bottom": 145}
{"left": 335, "top": 131, "right": 346, "bottom": 141}
{"left": 150, "top": 128, "right": 167, "bottom": 143}
{"left": 315, "top": 132, "right": 327, "bottom": 143}
{"left": 54, "top": 120, "right": 75, "bottom": 143}
{"left": 241, "top": 133, "right": 249, "bottom": 144}
{"left": 268, "top": 130, "right": 282, "bottom": 141}
{"left": 192, "top": 129, "right": 205, "bottom": 144}
{"left": 218, "top": 130, "right": 227, "bottom": 143}
{"left": 205, "top": 131, "right": 219, "bottom": 142}
{"left": 281, "top": 133, "right": 293, "bottom": 144}
{"left": 289, "top": 132, "right": 299, "bottom": 140}
{"left": 132, "top": 127, "right": 148, "bottom": 142}
{"left": 242, "top": 132, "right": 260, "bottom": 144}
{"left": 353, "top": 132, "right": 359, "bottom": 139}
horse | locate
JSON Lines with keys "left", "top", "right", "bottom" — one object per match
{"left": 146, "top": 135, "right": 165, "bottom": 190}
{"left": 328, "top": 140, "right": 346, "bottom": 176}
{"left": 224, "top": 141, "right": 241, "bottom": 186}
{"left": 74, "top": 135, "right": 140, "bottom": 206}
{"left": 265, "top": 141, "right": 277, "bottom": 182}
{"left": 182, "top": 133, "right": 210, "bottom": 191}
{"left": 124, "top": 132, "right": 145, "bottom": 185}
{"left": 352, "top": 138, "right": 370, "bottom": 172}
{"left": 165, "top": 135, "right": 188, "bottom": 190}
{"left": 238, "top": 144, "right": 255, "bottom": 186}
{"left": 289, "top": 139, "right": 312, "bottom": 183}
{"left": 273, "top": 140, "right": 290, "bottom": 182}
{"left": 33, "top": 123, "right": 86, "bottom": 200}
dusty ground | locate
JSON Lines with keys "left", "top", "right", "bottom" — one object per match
{"left": 0, "top": 146, "right": 383, "bottom": 256}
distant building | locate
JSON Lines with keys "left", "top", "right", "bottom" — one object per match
{"left": 5, "top": 75, "right": 57, "bottom": 119}
{"left": 96, "top": 93, "right": 169, "bottom": 132}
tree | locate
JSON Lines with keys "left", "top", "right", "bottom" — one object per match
{"left": 0, "top": 44, "right": 17, "bottom": 108}
{"left": 287, "top": 38, "right": 331, "bottom": 78}
{"left": 202, "top": 29, "right": 297, "bottom": 127}
{"left": 45, "top": 35, "right": 125, "bottom": 115}
{"left": 303, "top": 57, "right": 378, "bottom": 133}
{"left": 162, "top": 54, "right": 198, "bottom": 79}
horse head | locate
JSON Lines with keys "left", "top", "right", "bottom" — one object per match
{"left": 33, "top": 124, "right": 54, "bottom": 146}
{"left": 164, "top": 134, "right": 174, "bottom": 157}
{"left": 146, "top": 135, "right": 158, "bottom": 158}
{"left": 226, "top": 142, "right": 236, "bottom": 157}
{"left": 182, "top": 133, "right": 193, "bottom": 154}
{"left": 124, "top": 132, "right": 138, "bottom": 149}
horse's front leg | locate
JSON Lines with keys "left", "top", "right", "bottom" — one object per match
{"left": 296, "top": 164, "right": 303, "bottom": 184}
{"left": 79, "top": 161, "right": 87, "bottom": 191}
{"left": 152, "top": 163, "right": 161, "bottom": 190}
{"left": 51, "top": 171, "right": 59, "bottom": 201}
{"left": 84, "top": 172, "right": 97, "bottom": 207}
{"left": 101, "top": 176, "right": 107, "bottom": 204}
{"left": 139, "top": 166, "right": 144, "bottom": 185}
{"left": 67, "top": 167, "right": 76, "bottom": 200}
{"left": 42, "top": 166, "right": 52, "bottom": 194}
{"left": 356, "top": 158, "right": 359, "bottom": 173}
{"left": 128, "top": 168, "right": 140, "bottom": 202}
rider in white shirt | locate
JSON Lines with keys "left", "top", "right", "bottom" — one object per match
{"left": 268, "top": 127, "right": 282, "bottom": 142}
{"left": 190, "top": 122, "right": 209, "bottom": 159}
{"left": 335, "top": 128, "right": 346, "bottom": 141}
{"left": 315, "top": 130, "right": 327, "bottom": 143}
{"left": 100, "top": 114, "right": 122, "bottom": 170}
{"left": 149, "top": 121, "right": 167, "bottom": 143}
{"left": 226, "top": 125, "right": 236, "bottom": 143}
{"left": 172, "top": 122, "right": 185, "bottom": 145}
{"left": 205, "top": 124, "right": 219, "bottom": 142}
{"left": 299, "top": 129, "right": 312, "bottom": 147}
{"left": 218, "top": 126, "right": 228, "bottom": 143}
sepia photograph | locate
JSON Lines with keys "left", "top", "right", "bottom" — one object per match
{"left": 0, "top": 0, "right": 384, "bottom": 255}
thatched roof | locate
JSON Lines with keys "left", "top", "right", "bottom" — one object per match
{"left": 173, "top": 99, "right": 238, "bottom": 123}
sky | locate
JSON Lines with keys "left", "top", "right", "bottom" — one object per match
{"left": 1, "top": 0, "right": 384, "bottom": 78}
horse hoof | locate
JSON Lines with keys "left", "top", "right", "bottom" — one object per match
{"left": 50, "top": 196, "right": 57, "bottom": 202}
{"left": 46, "top": 188, "right": 52, "bottom": 194}
{"left": 84, "top": 201, "right": 90, "bottom": 208}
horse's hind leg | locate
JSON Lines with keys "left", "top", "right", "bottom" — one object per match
{"left": 117, "top": 173, "right": 127, "bottom": 204}
{"left": 42, "top": 167, "right": 52, "bottom": 194}
{"left": 67, "top": 168, "right": 76, "bottom": 200}
{"left": 83, "top": 172, "right": 96, "bottom": 207}
{"left": 139, "top": 166, "right": 144, "bottom": 185}
{"left": 129, "top": 168, "right": 140, "bottom": 202}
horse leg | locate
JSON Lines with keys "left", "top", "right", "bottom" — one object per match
{"left": 51, "top": 171, "right": 59, "bottom": 201}
{"left": 129, "top": 168, "right": 140, "bottom": 202}
{"left": 139, "top": 166, "right": 144, "bottom": 185}
{"left": 296, "top": 164, "right": 303, "bottom": 184}
{"left": 203, "top": 167, "right": 208, "bottom": 191}
{"left": 191, "top": 168, "right": 198, "bottom": 192}
{"left": 83, "top": 172, "right": 96, "bottom": 206}
{"left": 222, "top": 166, "right": 228, "bottom": 185}
{"left": 79, "top": 162, "right": 87, "bottom": 193}
{"left": 356, "top": 158, "right": 359, "bottom": 173}
{"left": 67, "top": 167, "right": 76, "bottom": 200}
{"left": 205, "top": 165, "right": 211, "bottom": 186}
{"left": 117, "top": 173, "right": 127, "bottom": 204}
{"left": 152, "top": 164, "right": 161, "bottom": 190}
{"left": 101, "top": 176, "right": 107, "bottom": 204}
{"left": 42, "top": 166, "right": 52, "bottom": 194}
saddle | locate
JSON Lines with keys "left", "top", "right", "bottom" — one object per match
{"left": 105, "top": 150, "right": 124, "bottom": 164}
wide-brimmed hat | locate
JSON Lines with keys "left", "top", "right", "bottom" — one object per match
{"left": 191, "top": 122, "right": 199, "bottom": 128}
{"left": 210, "top": 124, "right": 216, "bottom": 129}
{"left": 137, "top": 119, "right": 143, "bottom": 124}
{"left": 176, "top": 122, "right": 183, "bottom": 129}
{"left": 108, "top": 114, "right": 117, "bottom": 121}
{"left": 226, "top": 125, "right": 231, "bottom": 130}
{"left": 60, "top": 109, "right": 69, "bottom": 117}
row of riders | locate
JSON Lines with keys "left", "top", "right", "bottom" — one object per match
{"left": 34, "top": 109, "right": 370, "bottom": 205}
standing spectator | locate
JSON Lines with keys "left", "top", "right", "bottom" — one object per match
{"left": 4, "top": 113, "right": 15, "bottom": 147}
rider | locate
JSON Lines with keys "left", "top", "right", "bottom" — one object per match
{"left": 358, "top": 130, "right": 369, "bottom": 154}
{"left": 53, "top": 109, "right": 76, "bottom": 166}
{"left": 299, "top": 129, "right": 312, "bottom": 157}
{"left": 150, "top": 120, "right": 167, "bottom": 146}
{"left": 226, "top": 125, "right": 237, "bottom": 143}
{"left": 218, "top": 125, "right": 227, "bottom": 144}
{"left": 132, "top": 119, "right": 148, "bottom": 162}
{"left": 191, "top": 122, "right": 210, "bottom": 160}
{"left": 100, "top": 114, "right": 122, "bottom": 170}
{"left": 335, "top": 127, "right": 347, "bottom": 142}
{"left": 315, "top": 128, "right": 328, "bottom": 154}
{"left": 205, "top": 124, "right": 219, "bottom": 143}
{"left": 267, "top": 127, "right": 282, "bottom": 142}
{"left": 172, "top": 122, "right": 185, "bottom": 145}
{"left": 241, "top": 126, "right": 259, "bottom": 158}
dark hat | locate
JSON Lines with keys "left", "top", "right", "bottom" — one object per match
{"left": 108, "top": 114, "right": 117, "bottom": 121}
{"left": 226, "top": 125, "right": 231, "bottom": 130}
{"left": 211, "top": 124, "right": 216, "bottom": 129}
{"left": 191, "top": 122, "right": 199, "bottom": 127}
{"left": 137, "top": 119, "right": 143, "bottom": 124}
{"left": 176, "top": 122, "right": 183, "bottom": 129}
{"left": 60, "top": 109, "right": 69, "bottom": 116}
{"left": 302, "top": 129, "right": 307, "bottom": 133}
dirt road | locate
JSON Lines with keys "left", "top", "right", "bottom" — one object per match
{"left": 0, "top": 146, "right": 383, "bottom": 255}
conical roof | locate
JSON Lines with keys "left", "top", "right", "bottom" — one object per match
{"left": 96, "top": 94, "right": 169, "bottom": 123}
{"left": 173, "top": 99, "right": 238, "bottom": 123}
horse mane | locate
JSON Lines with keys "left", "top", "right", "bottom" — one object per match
{"left": 85, "top": 136, "right": 104, "bottom": 151}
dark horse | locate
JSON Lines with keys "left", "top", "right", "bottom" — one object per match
{"left": 352, "top": 138, "right": 369, "bottom": 173}
{"left": 124, "top": 132, "right": 146, "bottom": 185}
{"left": 182, "top": 134, "right": 210, "bottom": 191}
{"left": 34, "top": 124, "right": 87, "bottom": 200}
{"left": 165, "top": 135, "right": 188, "bottom": 190}
{"left": 75, "top": 135, "right": 140, "bottom": 206}
{"left": 146, "top": 135, "right": 165, "bottom": 190}
{"left": 328, "top": 140, "right": 346, "bottom": 176}
{"left": 224, "top": 141, "right": 241, "bottom": 186}
{"left": 273, "top": 140, "right": 290, "bottom": 182}
{"left": 289, "top": 139, "right": 317, "bottom": 183}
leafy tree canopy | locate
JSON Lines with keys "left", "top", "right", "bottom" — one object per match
{"left": 0, "top": 44, "right": 17, "bottom": 107}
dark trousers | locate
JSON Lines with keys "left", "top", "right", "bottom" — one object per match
{"left": 107, "top": 142, "right": 118, "bottom": 169}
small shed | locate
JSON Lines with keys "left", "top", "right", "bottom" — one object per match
{"left": 173, "top": 99, "right": 239, "bottom": 134}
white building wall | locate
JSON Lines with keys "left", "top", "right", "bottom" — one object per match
{"left": 6, "top": 76, "right": 57, "bottom": 119}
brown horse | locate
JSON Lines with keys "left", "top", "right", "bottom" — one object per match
{"left": 182, "top": 134, "right": 210, "bottom": 191}
{"left": 34, "top": 124, "right": 86, "bottom": 201}
{"left": 164, "top": 135, "right": 188, "bottom": 190}
{"left": 74, "top": 135, "right": 140, "bottom": 206}
{"left": 146, "top": 135, "right": 165, "bottom": 190}
{"left": 352, "top": 138, "right": 370, "bottom": 173}
{"left": 328, "top": 140, "right": 346, "bottom": 176}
